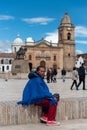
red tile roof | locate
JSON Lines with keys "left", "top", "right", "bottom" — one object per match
{"left": 0, "top": 53, "right": 16, "bottom": 58}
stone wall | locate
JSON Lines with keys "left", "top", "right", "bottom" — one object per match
{"left": 12, "top": 60, "right": 29, "bottom": 73}
{"left": 57, "top": 98, "right": 87, "bottom": 121}
{"left": 0, "top": 98, "right": 87, "bottom": 126}
{"left": 0, "top": 101, "right": 41, "bottom": 126}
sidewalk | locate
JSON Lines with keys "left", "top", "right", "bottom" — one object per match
{"left": 0, "top": 119, "right": 87, "bottom": 130}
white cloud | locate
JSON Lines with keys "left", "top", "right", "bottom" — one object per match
{"left": 76, "top": 40, "right": 87, "bottom": 44}
{"left": 45, "top": 25, "right": 87, "bottom": 44}
{"left": 0, "top": 40, "right": 11, "bottom": 52}
{"left": 76, "top": 50, "right": 83, "bottom": 55}
{"left": 44, "top": 25, "right": 87, "bottom": 44}
{"left": 22, "top": 17, "right": 55, "bottom": 25}
{"left": 75, "top": 26, "right": 87, "bottom": 37}
{"left": 44, "top": 27, "right": 87, "bottom": 53}
{"left": 45, "top": 30, "right": 58, "bottom": 43}
{"left": 0, "top": 15, "right": 14, "bottom": 20}
{"left": 1, "top": 25, "right": 87, "bottom": 53}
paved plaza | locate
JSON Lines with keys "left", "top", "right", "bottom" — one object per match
{"left": 0, "top": 75, "right": 87, "bottom": 129}
{"left": 0, "top": 119, "right": 87, "bottom": 130}
{"left": 0, "top": 76, "right": 87, "bottom": 102}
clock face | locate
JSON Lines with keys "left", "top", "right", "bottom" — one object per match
{"left": 68, "top": 27, "right": 71, "bottom": 30}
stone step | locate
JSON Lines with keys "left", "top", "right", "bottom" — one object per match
{"left": 0, "top": 98, "right": 87, "bottom": 126}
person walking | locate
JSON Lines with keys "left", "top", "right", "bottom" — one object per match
{"left": 61, "top": 68, "right": 66, "bottom": 82}
{"left": 70, "top": 67, "right": 79, "bottom": 90}
{"left": 17, "top": 66, "right": 60, "bottom": 126}
{"left": 52, "top": 68, "right": 57, "bottom": 82}
{"left": 77, "top": 63, "right": 86, "bottom": 90}
{"left": 46, "top": 68, "right": 51, "bottom": 83}
{"left": 50, "top": 68, "right": 54, "bottom": 83}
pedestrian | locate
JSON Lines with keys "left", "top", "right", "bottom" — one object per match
{"left": 77, "top": 63, "right": 86, "bottom": 90}
{"left": 50, "top": 68, "right": 54, "bottom": 83}
{"left": 70, "top": 67, "right": 79, "bottom": 90}
{"left": 17, "top": 66, "right": 60, "bottom": 126}
{"left": 52, "top": 68, "right": 57, "bottom": 82}
{"left": 46, "top": 68, "right": 51, "bottom": 83}
{"left": 61, "top": 68, "right": 66, "bottom": 82}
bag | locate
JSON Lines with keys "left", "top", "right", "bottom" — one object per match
{"left": 53, "top": 93, "right": 60, "bottom": 101}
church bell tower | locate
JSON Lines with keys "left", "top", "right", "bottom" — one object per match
{"left": 58, "top": 12, "right": 75, "bottom": 71}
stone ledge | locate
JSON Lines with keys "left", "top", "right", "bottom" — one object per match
{"left": 57, "top": 97, "right": 87, "bottom": 121}
{"left": 0, "top": 98, "right": 87, "bottom": 126}
{"left": 0, "top": 101, "right": 41, "bottom": 126}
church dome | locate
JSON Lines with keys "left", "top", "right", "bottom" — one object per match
{"left": 26, "top": 37, "right": 34, "bottom": 42}
{"left": 60, "top": 12, "right": 73, "bottom": 27}
{"left": 25, "top": 37, "right": 34, "bottom": 45}
{"left": 13, "top": 34, "right": 23, "bottom": 45}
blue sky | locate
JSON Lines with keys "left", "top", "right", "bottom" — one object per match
{"left": 0, "top": 0, "right": 87, "bottom": 54}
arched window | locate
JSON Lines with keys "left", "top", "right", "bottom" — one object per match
{"left": 29, "top": 62, "right": 32, "bottom": 71}
{"left": 7, "top": 66, "right": 9, "bottom": 70}
{"left": 54, "top": 55, "right": 56, "bottom": 61}
{"left": 14, "top": 47, "right": 16, "bottom": 52}
{"left": 67, "top": 33, "right": 71, "bottom": 40}
{"left": 29, "top": 55, "right": 32, "bottom": 60}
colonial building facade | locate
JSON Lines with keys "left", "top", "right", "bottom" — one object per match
{"left": 12, "top": 12, "right": 76, "bottom": 73}
{"left": 0, "top": 53, "right": 15, "bottom": 73}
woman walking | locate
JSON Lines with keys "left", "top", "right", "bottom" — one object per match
{"left": 70, "top": 67, "right": 79, "bottom": 90}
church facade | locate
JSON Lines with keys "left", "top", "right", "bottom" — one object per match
{"left": 12, "top": 13, "right": 75, "bottom": 72}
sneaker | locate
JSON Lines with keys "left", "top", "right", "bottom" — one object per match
{"left": 40, "top": 116, "right": 48, "bottom": 122}
{"left": 46, "top": 121, "right": 60, "bottom": 126}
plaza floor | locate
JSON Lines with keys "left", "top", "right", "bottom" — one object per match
{"left": 0, "top": 75, "right": 87, "bottom": 102}
{"left": 0, "top": 119, "right": 86, "bottom": 130}
{"left": 0, "top": 75, "right": 87, "bottom": 129}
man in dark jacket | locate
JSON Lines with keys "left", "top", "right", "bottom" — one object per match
{"left": 17, "top": 66, "right": 60, "bottom": 126}
{"left": 61, "top": 68, "right": 66, "bottom": 82}
{"left": 77, "top": 63, "right": 85, "bottom": 90}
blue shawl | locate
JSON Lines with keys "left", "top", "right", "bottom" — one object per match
{"left": 17, "top": 71, "right": 57, "bottom": 106}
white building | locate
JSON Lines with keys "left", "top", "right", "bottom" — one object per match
{"left": 0, "top": 53, "right": 15, "bottom": 73}
{"left": 75, "top": 56, "right": 84, "bottom": 68}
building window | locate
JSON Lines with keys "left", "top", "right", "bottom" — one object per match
{"left": 67, "top": 33, "right": 71, "bottom": 40}
{"left": 7, "top": 66, "right": 9, "bottom": 70}
{"left": 54, "top": 55, "right": 56, "bottom": 61}
{"left": 2, "top": 66, "right": 4, "bottom": 72}
{"left": 1, "top": 59, "right": 4, "bottom": 64}
{"left": 29, "top": 55, "right": 32, "bottom": 60}
{"left": 9, "top": 60, "right": 12, "bottom": 64}
{"left": 14, "top": 47, "right": 16, "bottom": 52}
